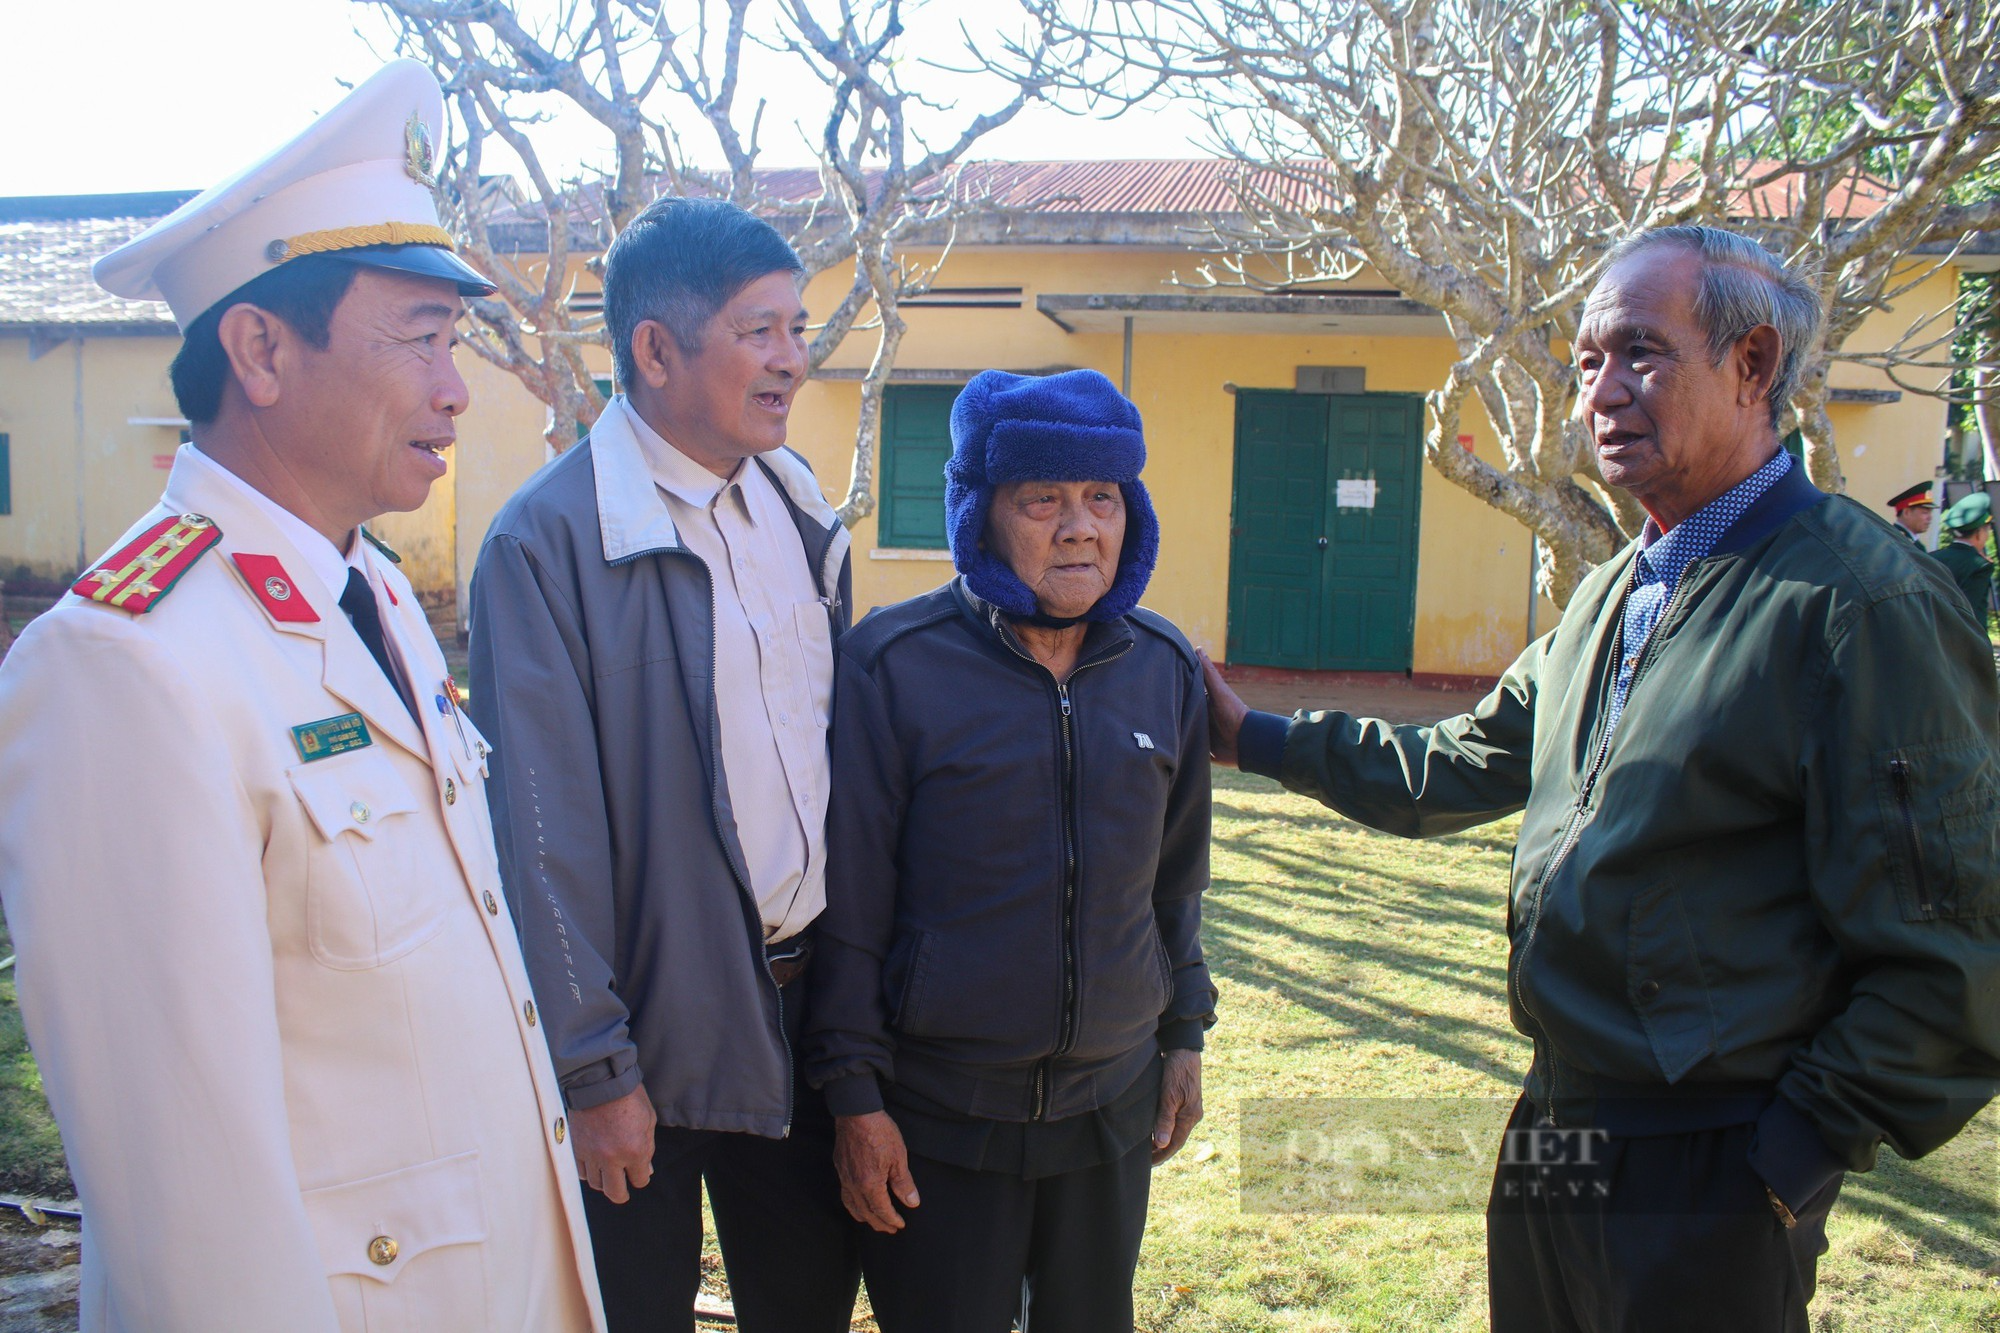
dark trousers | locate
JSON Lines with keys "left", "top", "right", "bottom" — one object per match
{"left": 580, "top": 984, "right": 859, "bottom": 1332}
{"left": 1487, "top": 1095, "right": 1841, "bottom": 1333}
{"left": 858, "top": 1136, "right": 1153, "bottom": 1333}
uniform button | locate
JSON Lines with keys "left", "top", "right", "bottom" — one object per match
{"left": 554, "top": 1117, "right": 567, "bottom": 1143}
{"left": 1637, "top": 979, "right": 1661, "bottom": 1000}
{"left": 484, "top": 890, "right": 500, "bottom": 916}
{"left": 350, "top": 801, "right": 371, "bottom": 824}
{"left": 524, "top": 999, "right": 538, "bottom": 1027}
{"left": 368, "top": 1235, "right": 398, "bottom": 1266}
{"left": 444, "top": 778, "right": 457, "bottom": 806}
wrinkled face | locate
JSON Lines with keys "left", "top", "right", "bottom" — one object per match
{"left": 277, "top": 267, "right": 467, "bottom": 527}
{"left": 1901, "top": 505, "right": 1935, "bottom": 536}
{"left": 983, "top": 479, "right": 1127, "bottom": 619}
{"left": 658, "top": 269, "right": 809, "bottom": 462}
{"left": 1575, "top": 248, "right": 1761, "bottom": 516}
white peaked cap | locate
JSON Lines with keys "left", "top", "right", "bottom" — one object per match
{"left": 93, "top": 59, "right": 494, "bottom": 330}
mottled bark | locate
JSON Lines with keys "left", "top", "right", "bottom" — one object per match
{"left": 1022, "top": 0, "right": 2000, "bottom": 603}
{"left": 360, "top": 0, "right": 1054, "bottom": 509}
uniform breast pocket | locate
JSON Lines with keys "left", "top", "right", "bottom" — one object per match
{"left": 289, "top": 751, "right": 448, "bottom": 970}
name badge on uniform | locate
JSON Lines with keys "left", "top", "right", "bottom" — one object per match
{"left": 292, "top": 713, "right": 373, "bottom": 763}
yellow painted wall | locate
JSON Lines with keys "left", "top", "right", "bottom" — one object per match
{"left": 2, "top": 251, "right": 1957, "bottom": 676}
{"left": 1825, "top": 264, "right": 1956, "bottom": 524}
{"left": 0, "top": 332, "right": 459, "bottom": 594}
{"left": 0, "top": 335, "right": 185, "bottom": 578}
{"left": 779, "top": 249, "right": 1572, "bottom": 676}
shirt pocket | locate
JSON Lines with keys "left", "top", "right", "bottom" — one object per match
{"left": 1875, "top": 739, "right": 2000, "bottom": 921}
{"left": 792, "top": 599, "right": 836, "bottom": 728}
{"left": 305, "top": 1149, "right": 490, "bottom": 1333}
{"left": 289, "top": 750, "right": 448, "bottom": 970}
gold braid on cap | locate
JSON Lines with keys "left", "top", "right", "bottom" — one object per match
{"left": 265, "top": 221, "right": 456, "bottom": 263}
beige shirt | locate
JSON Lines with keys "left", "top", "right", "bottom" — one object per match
{"left": 620, "top": 398, "right": 833, "bottom": 941}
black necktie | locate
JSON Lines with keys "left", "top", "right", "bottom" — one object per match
{"left": 340, "top": 568, "right": 416, "bottom": 719}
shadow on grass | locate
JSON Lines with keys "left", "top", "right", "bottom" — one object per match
{"left": 1207, "top": 767, "right": 2000, "bottom": 1279}
{"left": 0, "top": 920, "right": 70, "bottom": 1197}
{"left": 1206, "top": 774, "right": 1524, "bottom": 1082}
{"left": 1829, "top": 1123, "right": 2000, "bottom": 1267}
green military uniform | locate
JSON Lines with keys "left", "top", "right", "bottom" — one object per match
{"left": 1888, "top": 480, "right": 1937, "bottom": 548}
{"left": 1933, "top": 492, "right": 1994, "bottom": 619}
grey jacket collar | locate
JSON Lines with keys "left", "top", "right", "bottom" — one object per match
{"left": 589, "top": 393, "right": 845, "bottom": 565}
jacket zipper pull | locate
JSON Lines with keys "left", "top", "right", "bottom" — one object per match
{"left": 1059, "top": 688, "right": 1072, "bottom": 717}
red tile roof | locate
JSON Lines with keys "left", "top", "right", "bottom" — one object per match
{"left": 752, "top": 159, "right": 1318, "bottom": 213}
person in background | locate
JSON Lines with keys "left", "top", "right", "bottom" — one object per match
{"left": 1886, "top": 480, "right": 1937, "bottom": 548}
{"left": 1205, "top": 225, "right": 2000, "bottom": 1333}
{"left": 807, "top": 369, "right": 1215, "bottom": 1333}
{"left": 1933, "top": 491, "right": 1995, "bottom": 621}
{"left": 0, "top": 61, "right": 603, "bottom": 1330}
{"left": 468, "top": 196, "right": 859, "bottom": 1332}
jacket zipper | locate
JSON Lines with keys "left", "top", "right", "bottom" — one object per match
{"left": 1511, "top": 559, "right": 1697, "bottom": 1125}
{"left": 994, "top": 625, "right": 1127, "bottom": 1120}
{"left": 689, "top": 551, "right": 796, "bottom": 1138}
{"left": 618, "top": 501, "right": 842, "bottom": 1143}
{"left": 1889, "top": 758, "right": 1933, "bottom": 919}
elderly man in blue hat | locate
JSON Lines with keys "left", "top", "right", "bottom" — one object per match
{"left": 804, "top": 369, "right": 1217, "bottom": 1332}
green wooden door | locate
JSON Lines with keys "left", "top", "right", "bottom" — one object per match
{"left": 878, "top": 385, "right": 959, "bottom": 548}
{"left": 1227, "top": 391, "right": 1423, "bottom": 671}
{"left": 1227, "top": 392, "right": 1331, "bottom": 667}
{"left": 1321, "top": 394, "right": 1424, "bottom": 670}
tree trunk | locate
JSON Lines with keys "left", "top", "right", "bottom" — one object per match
{"left": 1975, "top": 352, "right": 2000, "bottom": 483}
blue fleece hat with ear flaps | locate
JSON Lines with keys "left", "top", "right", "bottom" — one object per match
{"left": 944, "top": 368, "right": 1160, "bottom": 621}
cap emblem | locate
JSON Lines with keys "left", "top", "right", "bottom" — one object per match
{"left": 404, "top": 113, "right": 436, "bottom": 187}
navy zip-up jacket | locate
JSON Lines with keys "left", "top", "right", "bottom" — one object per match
{"left": 806, "top": 579, "right": 1216, "bottom": 1122}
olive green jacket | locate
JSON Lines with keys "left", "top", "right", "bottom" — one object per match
{"left": 1239, "top": 466, "right": 2000, "bottom": 1209}
{"left": 1933, "top": 538, "right": 1994, "bottom": 620}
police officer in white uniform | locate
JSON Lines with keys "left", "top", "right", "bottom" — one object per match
{"left": 0, "top": 61, "right": 604, "bottom": 1331}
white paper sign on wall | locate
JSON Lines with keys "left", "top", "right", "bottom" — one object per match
{"left": 1336, "top": 478, "right": 1377, "bottom": 509}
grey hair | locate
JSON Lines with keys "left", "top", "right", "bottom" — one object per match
{"left": 1605, "top": 224, "right": 1823, "bottom": 431}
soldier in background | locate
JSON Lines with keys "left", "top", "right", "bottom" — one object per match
{"left": 1934, "top": 491, "right": 1995, "bottom": 621}
{"left": 1887, "top": 480, "right": 1937, "bottom": 548}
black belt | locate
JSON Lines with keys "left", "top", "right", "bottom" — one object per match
{"left": 766, "top": 935, "right": 813, "bottom": 987}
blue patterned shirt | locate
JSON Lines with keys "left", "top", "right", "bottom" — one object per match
{"left": 1603, "top": 448, "right": 1795, "bottom": 740}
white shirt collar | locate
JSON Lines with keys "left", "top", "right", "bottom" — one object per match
{"left": 183, "top": 444, "right": 366, "bottom": 606}
{"left": 618, "top": 397, "right": 754, "bottom": 517}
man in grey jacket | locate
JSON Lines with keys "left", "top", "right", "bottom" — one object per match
{"left": 468, "top": 198, "right": 858, "bottom": 1332}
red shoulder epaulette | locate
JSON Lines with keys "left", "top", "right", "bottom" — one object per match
{"left": 72, "top": 513, "right": 222, "bottom": 614}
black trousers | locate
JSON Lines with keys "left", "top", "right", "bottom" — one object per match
{"left": 1487, "top": 1095, "right": 1841, "bottom": 1333}
{"left": 579, "top": 987, "right": 859, "bottom": 1333}
{"left": 858, "top": 1135, "right": 1153, "bottom": 1333}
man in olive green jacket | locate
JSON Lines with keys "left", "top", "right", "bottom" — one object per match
{"left": 1933, "top": 491, "right": 1994, "bottom": 621}
{"left": 1206, "top": 226, "right": 2000, "bottom": 1333}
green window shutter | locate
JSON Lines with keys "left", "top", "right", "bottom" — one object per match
{"left": 878, "top": 385, "right": 956, "bottom": 549}
{"left": 0, "top": 434, "right": 10, "bottom": 517}
{"left": 1782, "top": 429, "right": 1803, "bottom": 463}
